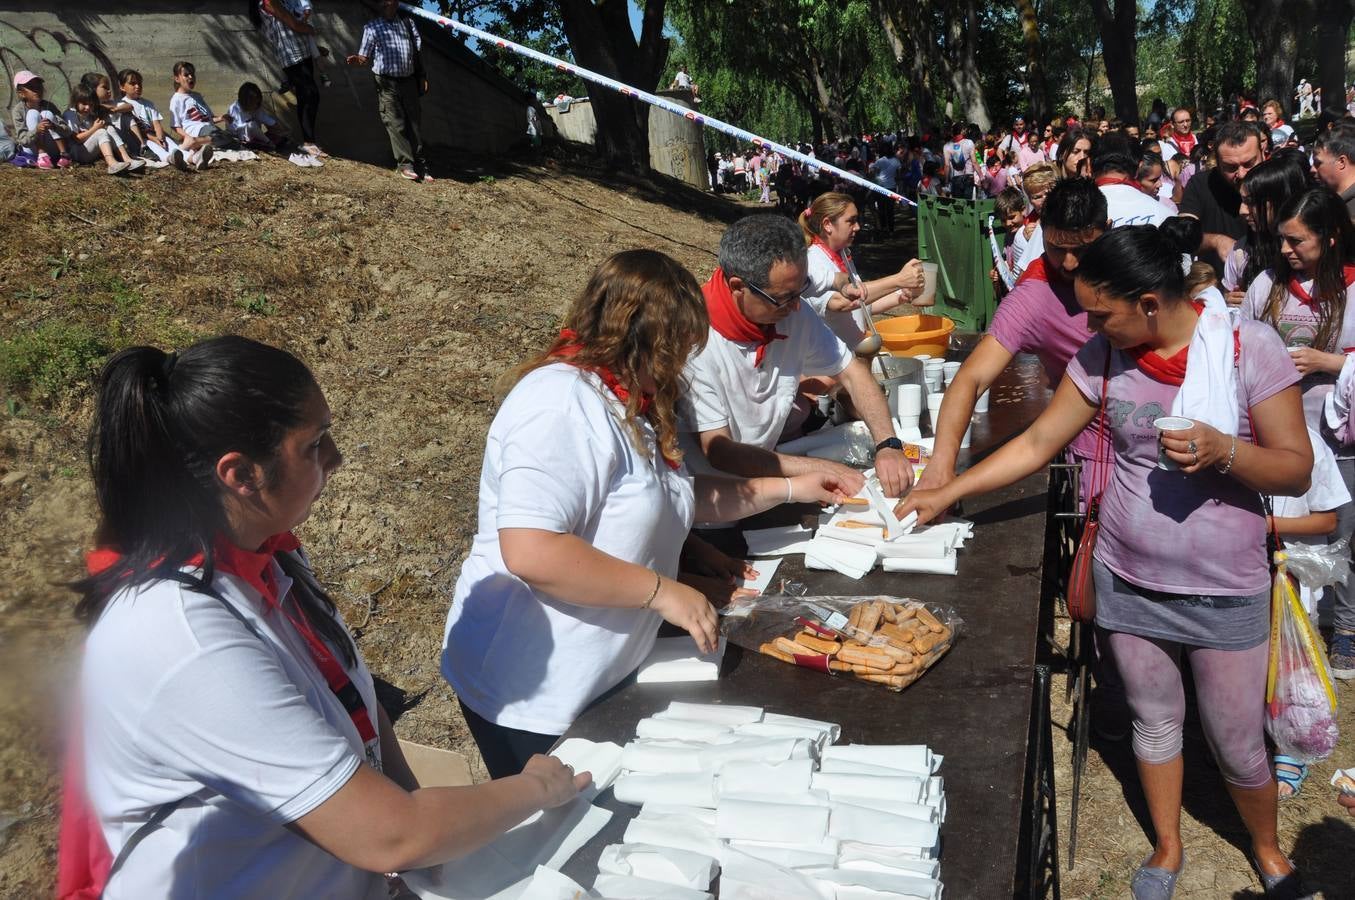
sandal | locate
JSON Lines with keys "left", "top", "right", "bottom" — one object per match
{"left": 1274, "top": 755, "right": 1308, "bottom": 800}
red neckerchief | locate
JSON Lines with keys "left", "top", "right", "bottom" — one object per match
{"left": 86, "top": 532, "right": 377, "bottom": 747}
{"left": 703, "top": 267, "right": 786, "bottom": 367}
{"left": 1023, "top": 210, "right": 1040, "bottom": 226}
{"left": 1127, "top": 301, "right": 1240, "bottom": 385}
{"left": 1095, "top": 174, "right": 1142, "bottom": 191}
{"left": 1170, "top": 131, "right": 1196, "bottom": 155}
{"left": 1289, "top": 265, "right": 1355, "bottom": 309}
{"left": 549, "top": 329, "right": 679, "bottom": 471}
{"left": 811, "top": 237, "right": 847, "bottom": 273}
{"left": 1016, "top": 255, "right": 1050, "bottom": 285}
{"left": 551, "top": 329, "right": 653, "bottom": 415}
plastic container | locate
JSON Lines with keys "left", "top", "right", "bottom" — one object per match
{"left": 876, "top": 315, "right": 957, "bottom": 357}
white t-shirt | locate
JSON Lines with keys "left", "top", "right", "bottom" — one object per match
{"left": 227, "top": 101, "right": 278, "bottom": 142}
{"left": 121, "top": 95, "right": 163, "bottom": 129}
{"left": 1015, "top": 182, "right": 1174, "bottom": 276}
{"left": 1272, "top": 428, "right": 1351, "bottom": 615}
{"left": 682, "top": 303, "right": 855, "bottom": 450}
{"left": 442, "top": 364, "right": 695, "bottom": 735}
{"left": 169, "top": 90, "right": 214, "bottom": 137}
{"left": 673, "top": 70, "right": 693, "bottom": 89}
{"left": 802, "top": 243, "right": 867, "bottom": 346}
{"left": 82, "top": 556, "right": 386, "bottom": 900}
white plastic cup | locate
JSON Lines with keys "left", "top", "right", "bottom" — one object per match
{"left": 926, "top": 391, "right": 946, "bottom": 427}
{"left": 925, "top": 372, "right": 942, "bottom": 392}
{"left": 895, "top": 413, "right": 920, "bottom": 428}
{"left": 894, "top": 383, "right": 923, "bottom": 416}
{"left": 1153, "top": 416, "right": 1194, "bottom": 470}
{"left": 923, "top": 358, "right": 945, "bottom": 371}
{"left": 913, "top": 354, "right": 932, "bottom": 363}
{"left": 943, "top": 361, "right": 962, "bottom": 380}
{"left": 917, "top": 262, "right": 939, "bottom": 306}
{"left": 974, "top": 389, "right": 990, "bottom": 413}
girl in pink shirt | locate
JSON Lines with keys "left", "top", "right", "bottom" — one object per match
{"left": 900, "top": 225, "right": 1313, "bottom": 897}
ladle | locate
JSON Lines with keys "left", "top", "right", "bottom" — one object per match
{"left": 842, "top": 247, "right": 883, "bottom": 357}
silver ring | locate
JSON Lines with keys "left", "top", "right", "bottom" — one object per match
{"left": 1193, "top": 451, "right": 1200, "bottom": 465}
{"left": 1188, "top": 440, "right": 1198, "bottom": 454}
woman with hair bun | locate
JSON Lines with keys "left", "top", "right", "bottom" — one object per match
{"left": 900, "top": 224, "right": 1314, "bottom": 898}
{"left": 63, "top": 336, "right": 589, "bottom": 899}
{"left": 797, "top": 191, "right": 925, "bottom": 346}
{"left": 441, "top": 249, "right": 850, "bottom": 779}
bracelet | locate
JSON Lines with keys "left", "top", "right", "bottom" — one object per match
{"left": 642, "top": 572, "right": 662, "bottom": 609}
{"left": 784, "top": 477, "right": 793, "bottom": 504}
{"left": 1215, "top": 435, "right": 1238, "bottom": 475}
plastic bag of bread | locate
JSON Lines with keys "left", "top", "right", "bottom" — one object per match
{"left": 719, "top": 595, "right": 962, "bottom": 692}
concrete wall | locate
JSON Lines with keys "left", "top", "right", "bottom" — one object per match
{"left": 0, "top": 0, "right": 531, "bottom": 164}
{"left": 546, "top": 89, "right": 708, "bottom": 189}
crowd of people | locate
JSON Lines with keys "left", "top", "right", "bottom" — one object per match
{"left": 28, "top": 19, "right": 1355, "bottom": 896}
{"left": 1, "top": 0, "right": 434, "bottom": 181}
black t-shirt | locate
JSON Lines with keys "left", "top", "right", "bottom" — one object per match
{"left": 1180, "top": 167, "right": 1245, "bottom": 275}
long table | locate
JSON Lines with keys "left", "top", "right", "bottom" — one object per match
{"left": 560, "top": 356, "right": 1056, "bottom": 898}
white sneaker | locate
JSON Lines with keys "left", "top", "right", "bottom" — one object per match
{"left": 238, "top": 149, "right": 259, "bottom": 161}
{"left": 194, "top": 145, "right": 214, "bottom": 171}
{"left": 143, "top": 158, "right": 170, "bottom": 169}
{"left": 126, "top": 158, "right": 146, "bottom": 172}
{"left": 107, "top": 161, "right": 130, "bottom": 176}
{"left": 288, "top": 152, "right": 311, "bottom": 168}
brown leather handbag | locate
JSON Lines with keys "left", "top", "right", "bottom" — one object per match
{"left": 1067, "top": 355, "right": 1112, "bottom": 624}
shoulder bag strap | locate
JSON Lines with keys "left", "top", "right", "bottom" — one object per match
{"left": 1087, "top": 350, "right": 1113, "bottom": 506}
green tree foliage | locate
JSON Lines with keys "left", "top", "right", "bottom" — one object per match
{"left": 668, "top": 0, "right": 900, "bottom": 143}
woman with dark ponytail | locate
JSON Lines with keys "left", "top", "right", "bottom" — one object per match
{"left": 901, "top": 224, "right": 1314, "bottom": 898}
{"left": 1223, "top": 154, "right": 1312, "bottom": 303}
{"left": 1242, "top": 187, "right": 1355, "bottom": 681}
{"left": 61, "top": 336, "right": 585, "bottom": 899}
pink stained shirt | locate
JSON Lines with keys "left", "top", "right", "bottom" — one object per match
{"left": 1016, "top": 144, "right": 1047, "bottom": 171}
{"left": 1066, "top": 320, "right": 1300, "bottom": 595}
{"left": 986, "top": 258, "right": 1104, "bottom": 459}
{"left": 1241, "top": 269, "right": 1355, "bottom": 434}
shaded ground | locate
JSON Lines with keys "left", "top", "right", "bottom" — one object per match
{"left": 1, "top": 152, "right": 1351, "bottom": 900}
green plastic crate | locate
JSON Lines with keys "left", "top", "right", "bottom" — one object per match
{"left": 917, "top": 196, "right": 998, "bottom": 333}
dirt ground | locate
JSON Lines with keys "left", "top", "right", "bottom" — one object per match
{"left": 1, "top": 150, "right": 1352, "bottom": 899}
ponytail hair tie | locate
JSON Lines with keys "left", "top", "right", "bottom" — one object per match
{"left": 160, "top": 350, "right": 178, "bottom": 385}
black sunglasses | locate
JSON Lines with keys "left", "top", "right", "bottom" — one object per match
{"left": 745, "top": 279, "right": 806, "bottom": 309}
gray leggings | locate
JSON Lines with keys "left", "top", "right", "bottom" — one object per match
{"left": 1108, "top": 630, "right": 1271, "bottom": 789}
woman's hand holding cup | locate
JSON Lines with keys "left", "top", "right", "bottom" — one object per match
{"left": 1156, "top": 417, "right": 1227, "bottom": 473}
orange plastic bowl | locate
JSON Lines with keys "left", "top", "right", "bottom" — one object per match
{"left": 875, "top": 315, "right": 956, "bottom": 357}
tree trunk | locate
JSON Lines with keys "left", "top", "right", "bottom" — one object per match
{"left": 945, "top": 0, "right": 992, "bottom": 128}
{"left": 873, "top": 0, "right": 939, "bottom": 134}
{"left": 1090, "top": 0, "right": 1138, "bottom": 124}
{"left": 1238, "top": 0, "right": 1308, "bottom": 115}
{"left": 1013, "top": 0, "right": 1049, "bottom": 123}
{"left": 556, "top": 0, "right": 669, "bottom": 171}
{"left": 1314, "top": 0, "right": 1355, "bottom": 117}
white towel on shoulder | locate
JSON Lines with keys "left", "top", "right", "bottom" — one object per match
{"left": 1171, "top": 286, "right": 1239, "bottom": 435}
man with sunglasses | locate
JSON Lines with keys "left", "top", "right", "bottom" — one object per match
{"left": 682, "top": 215, "right": 913, "bottom": 498}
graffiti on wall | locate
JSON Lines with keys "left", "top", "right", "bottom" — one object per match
{"left": 0, "top": 21, "right": 117, "bottom": 112}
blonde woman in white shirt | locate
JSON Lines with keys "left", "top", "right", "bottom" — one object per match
{"left": 798, "top": 191, "right": 925, "bottom": 346}
{"left": 442, "top": 249, "right": 851, "bottom": 778}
